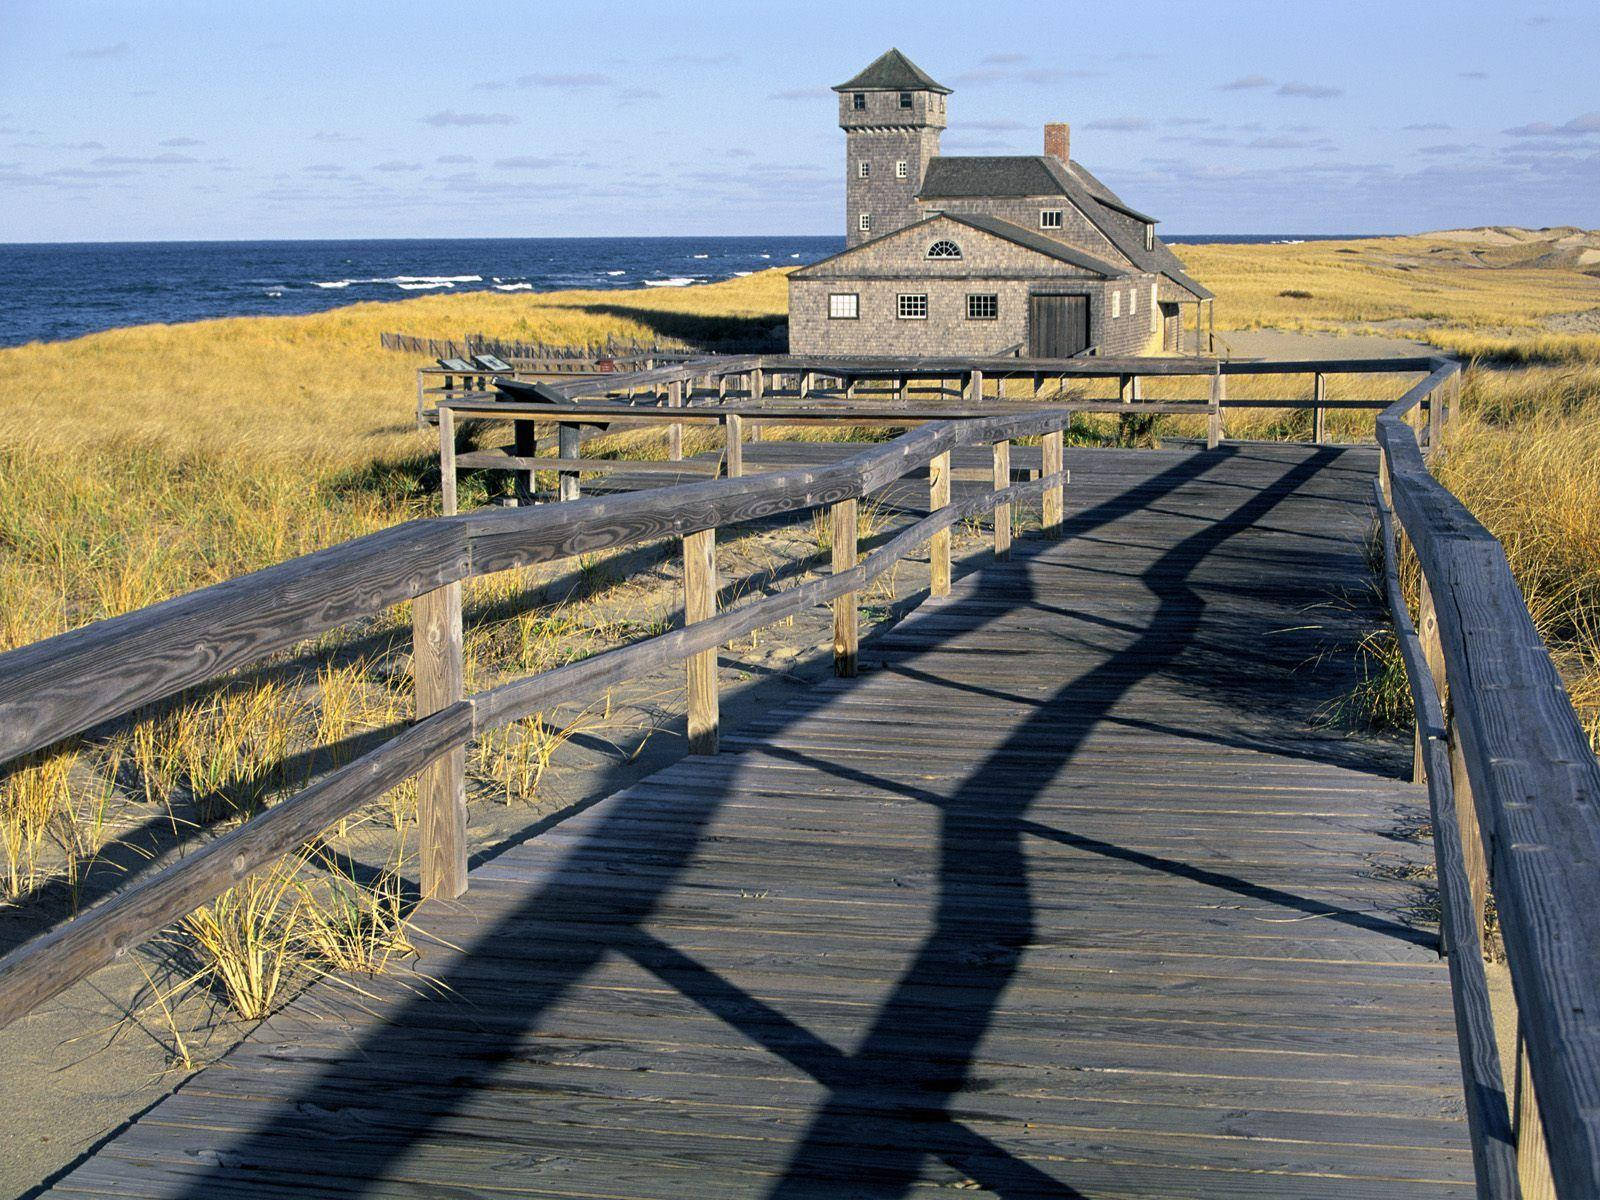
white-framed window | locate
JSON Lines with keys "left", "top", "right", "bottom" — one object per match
{"left": 858, "top": 213, "right": 871, "bottom": 233}
{"left": 852, "top": 92, "right": 866, "bottom": 110}
{"left": 966, "top": 293, "right": 998, "bottom": 321}
{"left": 897, "top": 293, "right": 928, "bottom": 320}
{"left": 828, "top": 293, "right": 859, "bottom": 320}
{"left": 895, "top": 160, "right": 908, "bottom": 179}
{"left": 1144, "top": 223, "right": 1155, "bottom": 250}
{"left": 1112, "top": 291, "right": 1121, "bottom": 319}
{"left": 858, "top": 160, "right": 870, "bottom": 178}
{"left": 1150, "top": 282, "right": 1159, "bottom": 332}
{"left": 1130, "top": 289, "right": 1137, "bottom": 315}
{"left": 1040, "top": 209, "right": 1063, "bottom": 229}
{"left": 926, "top": 239, "right": 962, "bottom": 260}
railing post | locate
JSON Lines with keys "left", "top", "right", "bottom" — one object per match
{"left": 724, "top": 413, "right": 744, "bottom": 478}
{"left": 1427, "top": 390, "right": 1443, "bottom": 458}
{"left": 929, "top": 452, "right": 951, "bottom": 598}
{"left": 1448, "top": 709, "right": 1489, "bottom": 944}
{"left": 557, "top": 422, "right": 581, "bottom": 502}
{"left": 513, "top": 413, "right": 538, "bottom": 505}
{"left": 1313, "top": 372, "right": 1327, "bottom": 445}
{"left": 993, "top": 439, "right": 1012, "bottom": 560}
{"left": 750, "top": 368, "right": 764, "bottom": 442}
{"left": 668, "top": 378, "right": 684, "bottom": 462}
{"left": 413, "top": 582, "right": 466, "bottom": 900}
{"left": 1516, "top": 1032, "right": 1558, "bottom": 1200}
{"left": 1042, "top": 427, "right": 1064, "bottom": 538}
{"left": 967, "top": 369, "right": 984, "bottom": 404}
{"left": 1414, "top": 579, "right": 1446, "bottom": 784}
{"left": 831, "top": 498, "right": 858, "bottom": 677}
{"left": 439, "top": 405, "right": 458, "bottom": 517}
{"left": 683, "top": 528, "right": 718, "bottom": 754}
{"left": 1207, "top": 369, "right": 1225, "bottom": 449}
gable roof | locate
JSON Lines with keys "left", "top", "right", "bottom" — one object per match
{"left": 917, "top": 154, "right": 1213, "bottom": 300}
{"left": 833, "top": 48, "right": 952, "bottom": 95}
{"left": 789, "top": 211, "right": 1127, "bottom": 280}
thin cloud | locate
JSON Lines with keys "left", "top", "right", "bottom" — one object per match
{"left": 1503, "top": 112, "right": 1600, "bottom": 137}
{"left": 1219, "top": 75, "right": 1273, "bottom": 91}
{"left": 965, "top": 119, "right": 1028, "bottom": 132}
{"left": 1404, "top": 122, "right": 1453, "bottom": 132}
{"left": 93, "top": 152, "right": 197, "bottom": 165}
{"left": 978, "top": 53, "right": 1029, "bottom": 65}
{"left": 769, "top": 87, "right": 829, "bottom": 101}
{"left": 62, "top": 140, "right": 106, "bottom": 150}
{"left": 312, "top": 131, "right": 362, "bottom": 143}
{"left": 494, "top": 155, "right": 558, "bottom": 170}
{"left": 1460, "top": 71, "right": 1489, "bottom": 80}
{"left": 618, "top": 87, "right": 662, "bottom": 102}
{"left": 515, "top": 72, "right": 612, "bottom": 89}
{"left": 436, "top": 154, "right": 474, "bottom": 164}
{"left": 373, "top": 160, "right": 422, "bottom": 172}
{"left": 1277, "top": 82, "right": 1342, "bottom": 99}
{"left": 69, "top": 41, "right": 130, "bottom": 59}
{"left": 160, "top": 137, "right": 205, "bottom": 147}
{"left": 1419, "top": 144, "right": 1472, "bottom": 155}
{"left": 420, "top": 110, "right": 517, "bottom": 127}
{"left": 951, "top": 66, "right": 1097, "bottom": 87}
{"left": 1084, "top": 117, "right": 1150, "bottom": 132}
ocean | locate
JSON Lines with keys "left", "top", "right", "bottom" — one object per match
{"left": 0, "top": 234, "right": 1371, "bottom": 349}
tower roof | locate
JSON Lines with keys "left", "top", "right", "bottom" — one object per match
{"left": 832, "top": 48, "right": 951, "bottom": 95}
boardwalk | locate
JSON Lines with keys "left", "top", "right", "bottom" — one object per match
{"left": 47, "top": 443, "right": 1473, "bottom": 1198}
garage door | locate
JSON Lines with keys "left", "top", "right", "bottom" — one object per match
{"left": 1028, "top": 294, "right": 1090, "bottom": 358}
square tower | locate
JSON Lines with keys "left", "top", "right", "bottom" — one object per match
{"left": 834, "top": 49, "right": 950, "bottom": 248}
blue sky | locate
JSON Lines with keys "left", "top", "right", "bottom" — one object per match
{"left": 2, "top": 0, "right": 1596, "bottom": 242}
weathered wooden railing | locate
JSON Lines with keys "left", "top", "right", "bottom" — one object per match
{"left": 1372, "top": 356, "right": 1600, "bottom": 1199}
{"left": 0, "top": 404, "right": 1071, "bottom": 1030}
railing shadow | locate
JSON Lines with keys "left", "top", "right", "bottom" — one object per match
{"left": 40, "top": 444, "right": 1410, "bottom": 1198}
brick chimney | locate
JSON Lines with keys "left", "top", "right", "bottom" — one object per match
{"left": 1044, "top": 122, "right": 1070, "bottom": 165}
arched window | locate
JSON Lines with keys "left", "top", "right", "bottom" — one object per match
{"left": 926, "top": 239, "right": 962, "bottom": 260}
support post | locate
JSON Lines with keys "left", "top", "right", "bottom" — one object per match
{"left": 1313, "top": 372, "right": 1326, "bottom": 445}
{"left": 1448, "top": 712, "right": 1489, "bottom": 945}
{"left": 1414, "top": 579, "right": 1446, "bottom": 784}
{"left": 1042, "top": 429, "right": 1064, "bottom": 538}
{"left": 724, "top": 413, "right": 744, "bottom": 478}
{"left": 683, "top": 528, "right": 718, "bottom": 754}
{"left": 1118, "top": 374, "right": 1131, "bottom": 403}
{"left": 1207, "top": 370, "right": 1225, "bottom": 449}
{"left": 513, "top": 414, "right": 538, "bottom": 505}
{"left": 966, "top": 369, "right": 984, "bottom": 405}
{"left": 750, "top": 369, "right": 764, "bottom": 441}
{"left": 414, "top": 582, "right": 466, "bottom": 900}
{"left": 668, "top": 378, "right": 684, "bottom": 462}
{"left": 929, "top": 451, "right": 951, "bottom": 598}
{"left": 831, "top": 498, "right": 858, "bottom": 677}
{"left": 993, "top": 439, "right": 1012, "bottom": 560}
{"left": 557, "top": 422, "right": 581, "bottom": 502}
{"left": 1516, "top": 1032, "right": 1558, "bottom": 1200}
{"left": 800, "top": 370, "right": 811, "bottom": 399}
{"left": 439, "top": 405, "right": 458, "bottom": 517}
{"left": 1427, "top": 389, "right": 1443, "bottom": 457}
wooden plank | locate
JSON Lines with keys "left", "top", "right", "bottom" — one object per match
{"left": 1041, "top": 429, "right": 1064, "bottom": 538}
{"left": 724, "top": 413, "right": 744, "bottom": 479}
{"left": 831, "top": 498, "right": 858, "bottom": 678}
{"left": 556, "top": 422, "right": 581, "bottom": 503}
{"left": 413, "top": 583, "right": 466, "bottom": 899}
{"left": 993, "top": 439, "right": 1012, "bottom": 560}
{"left": 930, "top": 450, "right": 951, "bottom": 598}
{"left": 683, "top": 528, "right": 717, "bottom": 755}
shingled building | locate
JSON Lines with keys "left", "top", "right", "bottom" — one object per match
{"left": 789, "top": 49, "right": 1213, "bottom": 358}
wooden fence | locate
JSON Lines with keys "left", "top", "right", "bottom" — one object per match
{"left": 0, "top": 351, "right": 1595, "bottom": 1197}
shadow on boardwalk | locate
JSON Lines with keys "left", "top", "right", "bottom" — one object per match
{"left": 45, "top": 444, "right": 1442, "bottom": 1199}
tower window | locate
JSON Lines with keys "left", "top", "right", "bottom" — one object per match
{"left": 899, "top": 91, "right": 913, "bottom": 108}
{"left": 966, "top": 294, "right": 999, "bottom": 321}
{"left": 852, "top": 92, "right": 865, "bottom": 110}
{"left": 895, "top": 160, "right": 908, "bottom": 179}
{"left": 1112, "top": 291, "right": 1121, "bottom": 319}
{"left": 829, "top": 293, "right": 859, "bottom": 320}
{"left": 897, "top": 293, "right": 928, "bottom": 320}
{"left": 926, "top": 239, "right": 962, "bottom": 260}
{"left": 1144, "top": 223, "right": 1155, "bottom": 250}
{"left": 1040, "top": 209, "right": 1063, "bottom": 229}
{"left": 859, "top": 160, "right": 870, "bottom": 178}
{"left": 859, "top": 213, "right": 871, "bottom": 233}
